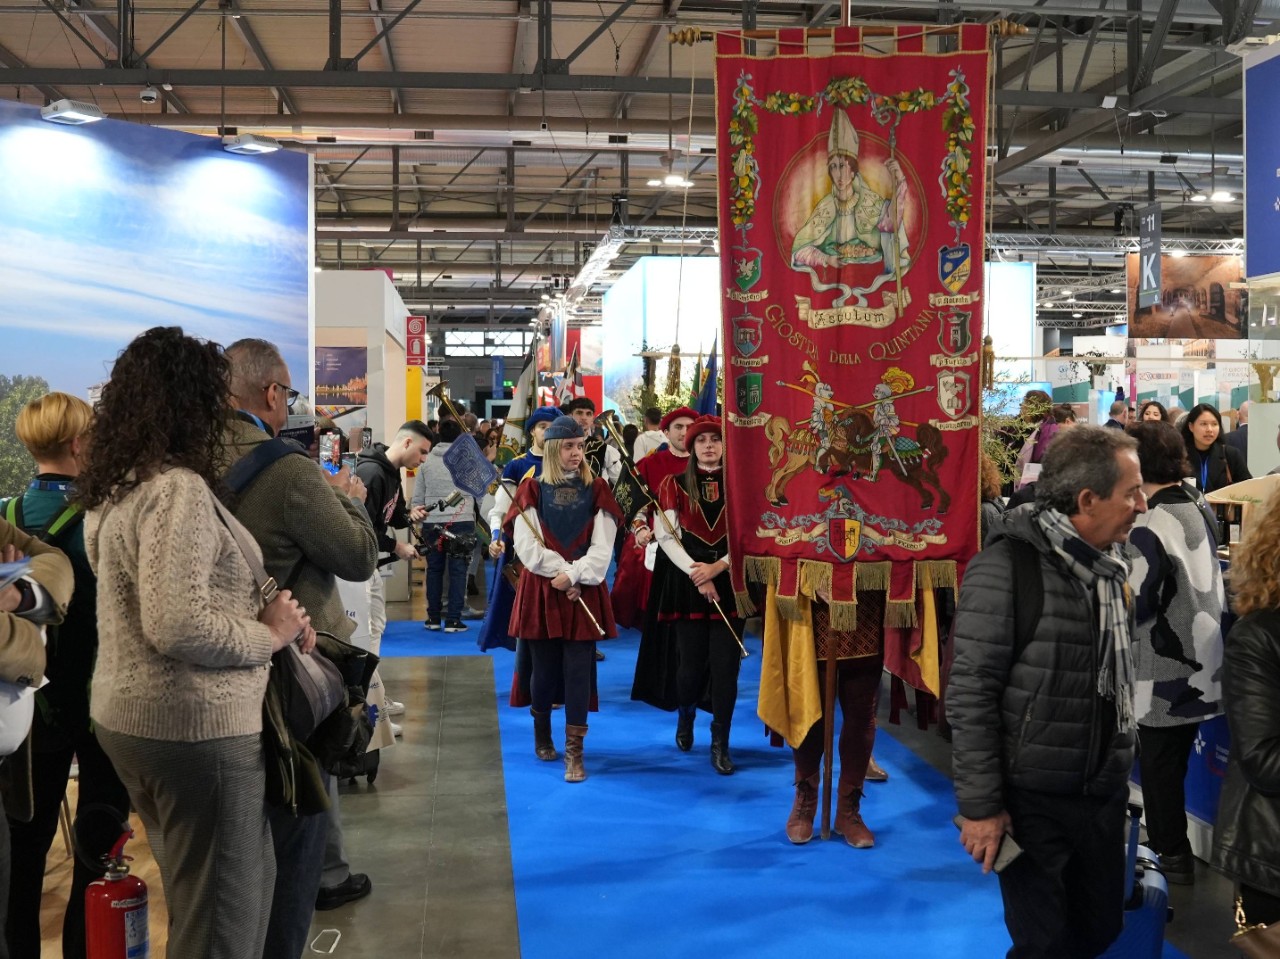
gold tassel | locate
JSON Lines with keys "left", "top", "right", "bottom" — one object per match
{"left": 798, "top": 560, "right": 833, "bottom": 599}
{"left": 856, "top": 562, "right": 892, "bottom": 591}
{"left": 776, "top": 593, "right": 803, "bottom": 622}
{"left": 733, "top": 589, "right": 757, "bottom": 618}
{"left": 829, "top": 600, "right": 859, "bottom": 633}
{"left": 665, "top": 344, "right": 682, "bottom": 397}
{"left": 744, "top": 555, "right": 781, "bottom": 586}
{"left": 886, "top": 600, "right": 918, "bottom": 629}
{"left": 981, "top": 335, "right": 996, "bottom": 391}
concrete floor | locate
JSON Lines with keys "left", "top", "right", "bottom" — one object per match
{"left": 305, "top": 654, "right": 521, "bottom": 958}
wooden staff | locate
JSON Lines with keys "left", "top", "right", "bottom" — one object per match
{"left": 600, "top": 411, "right": 748, "bottom": 659}
{"left": 820, "top": 611, "right": 839, "bottom": 840}
{"left": 508, "top": 482, "right": 606, "bottom": 639}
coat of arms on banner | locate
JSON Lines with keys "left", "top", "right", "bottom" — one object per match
{"left": 828, "top": 517, "right": 862, "bottom": 560}
{"left": 938, "top": 310, "right": 972, "bottom": 357}
{"left": 736, "top": 373, "right": 763, "bottom": 415}
{"left": 939, "top": 243, "right": 972, "bottom": 294}
{"left": 936, "top": 371, "right": 972, "bottom": 419}
{"left": 732, "top": 313, "right": 763, "bottom": 356}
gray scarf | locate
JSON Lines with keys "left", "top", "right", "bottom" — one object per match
{"left": 1035, "top": 507, "right": 1136, "bottom": 734}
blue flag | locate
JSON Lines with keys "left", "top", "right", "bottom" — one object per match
{"left": 442, "top": 434, "right": 499, "bottom": 500}
{"left": 695, "top": 336, "right": 720, "bottom": 415}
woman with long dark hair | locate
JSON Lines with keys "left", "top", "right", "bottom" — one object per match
{"left": 79, "top": 327, "right": 311, "bottom": 958}
{"left": 652, "top": 415, "right": 743, "bottom": 774}
{"left": 1138, "top": 400, "right": 1168, "bottom": 424}
{"left": 1180, "top": 402, "right": 1250, "bottom": 495}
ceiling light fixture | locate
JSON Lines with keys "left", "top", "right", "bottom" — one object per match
{"left": 1191, "top": 192, "right": 1208, "bottom": 202}
{"left": 1060, "top": 289, "right": 1073, "bottom": 296}
{"left": 1072, "top": 312, "right": 1084, "bottom": 318}
{"left": 1211, "top": 190, "right": 1236, "bottom": 203}
{"left": 223, "top": 132, "right": 281, "bottom": 155}
{"left": 40, "top": 99, "right": 105, "bottom": 125}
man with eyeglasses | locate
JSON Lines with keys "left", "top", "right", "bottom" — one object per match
{"left": 222, "top": 338, "right": 381, "bottom": 955}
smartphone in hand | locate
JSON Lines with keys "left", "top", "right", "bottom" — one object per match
{"left": 953, "top": 814, "right": 1024, "bottom": 873}
{"left": 318, "top": 429, "right": 344, "bottom": 476}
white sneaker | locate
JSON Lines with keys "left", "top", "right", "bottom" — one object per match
{"left": 385, "top": 700, "right": 405, "bottom": 716}
{"left": 391, "top": 721, "right": 403, "bottom": 737}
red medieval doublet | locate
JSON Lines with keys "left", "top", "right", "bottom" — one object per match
{"left": 504, "top": 477, "right": 623, "bottom": 642}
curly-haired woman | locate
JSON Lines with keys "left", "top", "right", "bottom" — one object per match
{"left": 1213, "top": 493, "right": 1280, "bottom": 926}
{"left": 79, "top": 327, "right": 311, "bottom": 958}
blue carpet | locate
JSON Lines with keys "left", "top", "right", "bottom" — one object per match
{"left": 381, "top": 616, "right": 1192, "bottom": 959}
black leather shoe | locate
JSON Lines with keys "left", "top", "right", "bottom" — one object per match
{"left": 1160, "top": 851, "right": 1195, "bottom": 885}
{"left": 316, "top": 873, "right": 373, "bottom": 911}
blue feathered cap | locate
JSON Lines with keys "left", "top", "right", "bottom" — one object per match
{"left": 543, "top": 415, "right": 585, "bottom": 441}
{"left": 526, "top": 406, "right": 560, "bottom": 433}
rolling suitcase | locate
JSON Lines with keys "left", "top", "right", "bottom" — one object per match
{"left": 1099, "top": 802, "right": 1171, "bottom": 958}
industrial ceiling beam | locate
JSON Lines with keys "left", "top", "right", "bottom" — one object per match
{"left": 0, "top": 39, "right": 65, "bottom": 100}
{"left": 613, "top": 0, "right": 683, "bottom": 118}
{"left": 367, "top": 0, "right": 406, "bottom": 112}
{"left": 993, "top": 48, "right": 1239, "bottom": 177}
{"left": 0, "top": 66, "right": 718, "bottom": 94}
{"left": 60, "top": 0, "right": 192, "bottom": 111}
{"left": 226, "top": 0, "right": 299, "bottom": 115}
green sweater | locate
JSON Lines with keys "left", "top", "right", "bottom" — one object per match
{"left": 222, "top": 418, "right": 379, "bottom": 642}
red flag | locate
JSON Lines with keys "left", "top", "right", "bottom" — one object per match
{"left": 716, "top": 26, "right": 988, "bottom": 650}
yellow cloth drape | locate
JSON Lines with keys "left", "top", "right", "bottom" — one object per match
{"left": 756, "top": 584, "right": 823, "bottom": 750}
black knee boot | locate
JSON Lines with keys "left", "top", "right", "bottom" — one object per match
{"left": 710, "top": 721, "right": 734, "bottom": 775}
{"left": 676, "top": 705, "right": 696, "bottom": 752}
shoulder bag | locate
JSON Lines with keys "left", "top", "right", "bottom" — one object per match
{"left": 211, "top": 498, "right": 345, "bottom": 741}
{"left": 1231, "top": 896, "right": 1280, "bottom": 959}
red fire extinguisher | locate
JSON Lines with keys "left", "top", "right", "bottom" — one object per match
{"left": 85, "top": 829, "right": 149, "bottom": 959}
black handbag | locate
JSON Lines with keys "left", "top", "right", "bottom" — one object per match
{"left": 274, "top": 643, "right": 345, "bottom": 741}
{"left": 212, "top": 498, "right": 346, "bottom": 739}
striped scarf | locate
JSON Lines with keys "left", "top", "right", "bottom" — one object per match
{"left": 1035, "top": 507, "right": 1136, "bottom": 734}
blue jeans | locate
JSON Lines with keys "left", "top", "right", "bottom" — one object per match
{"left": 424, "top": 525, "right": 468, "bottom": 622}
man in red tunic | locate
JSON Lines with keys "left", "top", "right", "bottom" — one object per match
{"left": 610, "top": 406, "right": 697, "bottom": 629}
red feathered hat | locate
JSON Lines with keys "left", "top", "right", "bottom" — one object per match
{"left": 684, "top": 415, "right": 723, "bottom": 447}
{"left": 660, "top": 406, "right": 698, "bottom": 431}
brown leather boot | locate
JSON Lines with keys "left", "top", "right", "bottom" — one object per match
{"left": 785, "top": 774, "right": 820, "bottom": 844}
{"left": 531, "top": 708, "right": 557, "bottom": 761}
{"left": 564, "top": 724, "right": 588, "bottom": 783}
{"left": 833, "top": 783, "right": 875, "bottom": 848}
{"left": 865, "top": 755, "right": 889, "bottom": 783}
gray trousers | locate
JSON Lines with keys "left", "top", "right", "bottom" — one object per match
{"left": 97, "top": 727, "right": 275, "bottom": 959}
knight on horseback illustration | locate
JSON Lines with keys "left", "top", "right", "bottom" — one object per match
{"left": 765, "top": 365, "right": 951, "bottom": 512}
{"left": 865, "top": 368, "right": 915, "bottom": 482}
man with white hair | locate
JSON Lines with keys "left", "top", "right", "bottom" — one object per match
{"left": 1103, "top": 401, "right": 1128, "bottom": 430}
{"left": 1226, "top": 400, "right": 1250, "bottom": 457}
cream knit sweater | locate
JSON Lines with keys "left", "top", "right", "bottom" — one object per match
{"left": 85, "top": 468, "right": 274, "bottom": 742}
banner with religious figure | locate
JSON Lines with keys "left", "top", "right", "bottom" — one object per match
{"left": 716, "top": 26, "right": 989, "bottom": 689}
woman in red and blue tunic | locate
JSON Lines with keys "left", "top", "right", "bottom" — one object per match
{"left": 505, "top": 415, "right": 623, "bottom": 783}
{"left": 652, "top": 415, "right": 743, "bottom": 775}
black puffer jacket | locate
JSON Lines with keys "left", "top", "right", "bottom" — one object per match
{"left": 949, "top": 505, "right": 1137, "bottom": 820}
{"left": 1213, "top": 610, "right": 1280, "bottom": 897}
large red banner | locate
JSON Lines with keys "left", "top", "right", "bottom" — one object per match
{"left": 717, "top": 27, "right": 989, "bottom": 640}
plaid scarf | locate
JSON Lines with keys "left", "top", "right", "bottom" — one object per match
{"left": 1035, "top": 507, "right": 1136, "bottom": 734}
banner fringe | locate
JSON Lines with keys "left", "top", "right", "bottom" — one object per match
{"left": 734, "top": 588, "right": 757, "bottom": 618}
{"left": 829, "top": 600, "right": 859, "bottom": 632}
{"left": 886, "top": 600, "right": 918, "bottom": 629}
{"left": 916, "top": 559, "right": 958, "bottom": 596}
{"left": 856, "top": 562, "right": 892, "bottom": 591}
